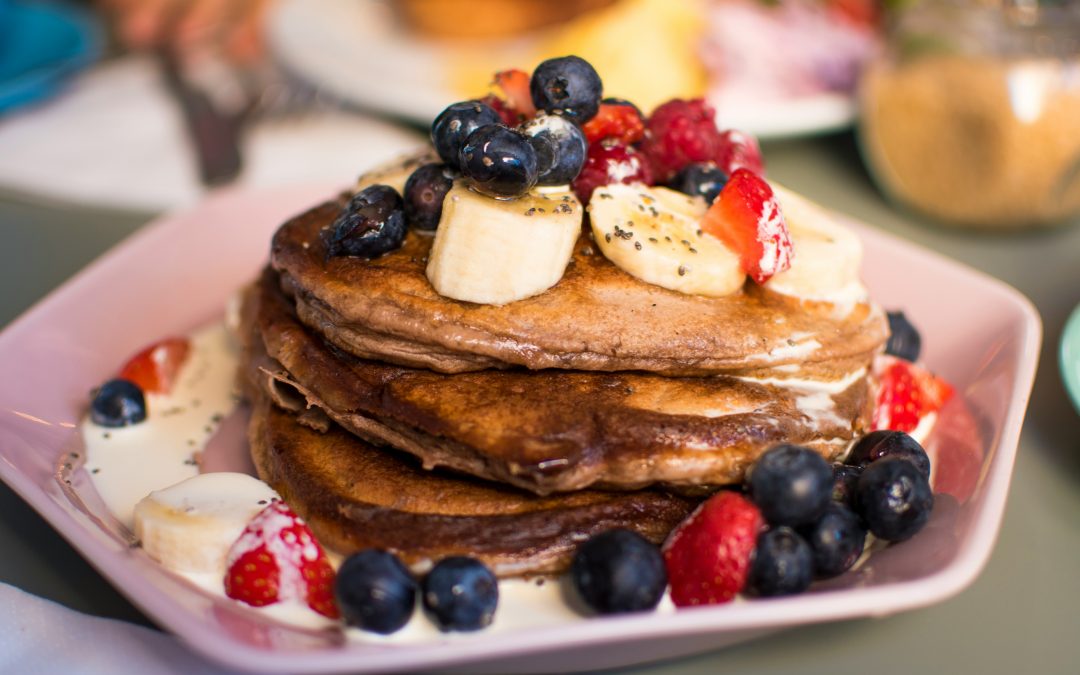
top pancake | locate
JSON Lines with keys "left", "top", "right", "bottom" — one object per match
{"left": 271, "top": 199, "right": 888, "bottom": 375}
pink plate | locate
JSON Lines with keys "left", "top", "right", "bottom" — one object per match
{"left": 0, "top": 185, "right": 1041, "bottom": 674}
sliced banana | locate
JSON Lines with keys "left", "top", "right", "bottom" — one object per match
{"left": 134, "top": 472, "right": 279, "bottom": 575}
{"left": 355, "top": 148, "right": 436, "bottom": 195}
{"left": 589, "top": 183, "right": 745, "bottom": 297}
{"left": 765, "top": 185, "right": 865, "bottom": 301}
{"left": 426, "top": 183, "right": 583, "bottom": 305}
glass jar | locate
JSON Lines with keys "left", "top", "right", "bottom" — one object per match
{"left": 857, "top": 0, "right": 1080, "bottom": 228}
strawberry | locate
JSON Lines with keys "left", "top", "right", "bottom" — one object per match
{"left": 925, "top": 394, "right": 983, "bottom": 503}
{"left": 701, "top": 169, "right": 792, "bottom": 284}
{"left": 494, "top": 68, "right": 536, "bottom": 118}
{"left": 224, "top": 502, "right": 339, "bottom": 619}
{"left": 872, "top": 355, "right": 955, "bottom": 434}
{"left": 582, "top": 100, "right": 645, "bottom": 145}
{"left": 118, "top": 337, "right": 190, "bottom": 395}
{"left": 715, "top": 129, "right": 764, "bottom": 176}
{"left": 662, "top": 491, "right": 764, "bottom": 607}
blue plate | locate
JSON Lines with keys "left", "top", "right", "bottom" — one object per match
{"left": 1062, "top": 303, "right": 1080, "bottom": 414}
{"left": 0, "top": 0, "right": 102, "bottom": 113}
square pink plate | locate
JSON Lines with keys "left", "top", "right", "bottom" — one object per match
{"left": 0, "top": 185, "right": 1041, "bottom": 674}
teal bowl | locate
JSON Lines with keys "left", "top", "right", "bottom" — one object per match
{"left": 1062, "top": 303, "right": 1080, "bottom": 414}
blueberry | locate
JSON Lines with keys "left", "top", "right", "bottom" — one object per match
{"left": 601, "top": 96, "right": 644, "bottom": 118}
{"left": 846, "top": 430, "right": 931, "bottom": 480}
{"left": 421, "top": 557, "right": 498, "bottom": 632}
{"left": 747, "top": 527, "right": 814, "bottom": 597}
{"left": 521, "top": 113, "right": 587, "bottom": 185}
{"left": 324, "top": 185, "right": 406, "bottom": 259}
{"left": 670, "top": 162, "right": 729, "bottom": 203}
{"left": 800, "top": 503, "right": 866, "bottom": 578}
{"left": 571, "top": 529, "right": 667, "bottom": 615}
{"left": 831, "top": 463, "right": 863, "bottom": 507}
{"left": 90, "top": 378, "right": 146, "bottom": 428}
{"left": 403, "top": 163, "right": 454, "bottom": 231}
{"left": 430, "top": 100, "right": 502, "bottom": 169}
{"left": 530, "top": 56, "right": 603, "bottom": 123}
{"left": 885, "top": 311, "right": 921, "bottom": 362}
{"left": 748, "top": 445, "right": 833, "bottom": 527}
{"left": 458, "top": 124, "right": 539, "bottom": 198}
{"left": 334, "top": 549, "right": 417, "bottom": 634}
{"left": 856, "top": 457, "right": 934, "bottom": 542}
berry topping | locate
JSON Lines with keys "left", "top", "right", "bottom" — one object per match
{"left": 856, "top": 457, "right": 934, "bottom": 542}
{"left": 746, "top": 527, "right": 814, "bottom": 597}
{"left": 224, "top": 502, "right": 338, "bottom": 618}
{"left": 571, "top": 529, "right": 667, "bottom": 615}
{"left": 846, "top": 429, "right": 931, "bottom": 480}
{"left": 830, "top": 463, "right": 863, "bottom": 508}
{"left": 701, "top": 168, "right": 792, "bottom": 284}
{"left": 118, "top": 337, "right": 190, "bottom": 395}
{"left": 90, "top": 379, "right": 147, "bottom": 428}
{"left": 924, "top": 395, "right": 983, "bottom": 503}
{"left": 581, "top": 98, "right": 645, "bottom": 145}
{"left": 459, "top": 124, "right": 539, "bottom": 198}
{"left": 872, "top": 356, "right": 954, "bottom": 434}
{"left": 403, "top": 163, "right": 455, "bottom": 231}
{"left": 669, "top": 162, "right": 728, "bottom": 203}
{"left": 493, "top": 68, "right": 536, "bottom": 120}
{"left": 663, "top": 491, "right": 763, "bottom": 607}
{"left": 530, "top": 55, "right": 603, "bottom": 123}
{"left": 715, "top": 129, "right": 764, "bottom": 176}
{"left": 640, "top": 98, "right": 724, "bottom": 183}
{"left": 799, "top": 502, "right": 866, "bottom": 578}
{"left": 325, "top": 185, "right": 407, "bottom": 259}
{"left": 886, "top": 310, "right": 922, "bottom": 362}
{"left": 522, "top": 113, "right": 588, "bottom": 185}
{"left": 431, "top": 100, "right": 502, "bottom": 169}
{"left": 748, "top": 444, "right": 833, "bottom": 527}
{"left": 479, "top": 94, "right": 521, "bottom": 127}
{"left": 571, "top": 139, "right": 653, "bottom": 204}
{"left": 335, "top": 549, "right": 417, "bottom": 634}
{"left": 422, "top": 556, "right": 499, "bottom": 632}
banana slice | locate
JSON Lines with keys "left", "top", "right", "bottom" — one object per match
{"left": 589, "top": 183, "right": 744, "bottom": 297}
{"left": 426, "top": 183, "right": 583, "bottom": 305}
{"left": 765, "top": 185, "right": 865, "bottom": 301}
{"left": 134, "top": 472, "right": 279, "bottom": 575}
{"left": 355, "top": 148, "right": 436, "bottom": 195}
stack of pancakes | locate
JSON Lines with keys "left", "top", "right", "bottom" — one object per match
{"left": 239, "top": 193, "right": 888, "bottom": 577}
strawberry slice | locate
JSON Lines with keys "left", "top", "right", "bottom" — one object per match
{"left": 924, "top": 394, "right": 983, "bottom": 503}
{"left": 701, "top": 169, "right": 792, "bottom": 284}
{"left": 224, "top": 502, "right": 339, "bottom": 619}
{"left": 582, "top": 100, "right": 645, "bottom": 144}
{"left": 494, "top": 68, "right": 536, "bottom": 118}
{"left": 663, "top": 491, "right": 764, "bottom": 607}
{"left": 715, "top": 129, "right": 764, "bottom": 176}
{"left": 118, "top": 337, "right": 191, "bottom": 395}
{"left": 872, "top": 355, "right": 955, "bottom": 434}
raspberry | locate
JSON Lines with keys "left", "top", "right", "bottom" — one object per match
{"left": 479, "top": 94, "right": 521, "bottom": 127}
{"left": 716, "top": 129, "right": 764, "bottom": 176}
{"left": 582, "top": 100, "right": 645, "bottom": 144}
{"left": 641, "top": 98, "right": 725, "bottom": 183}
{"left": 571, "top": 139, "right": 654, "bottom": 205}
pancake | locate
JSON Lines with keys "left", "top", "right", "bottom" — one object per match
{"left": 244, "top": 269, "right": 876, "bottom": 495}
{"left": 271, "top": 199, "right": 888, "bottom": 375}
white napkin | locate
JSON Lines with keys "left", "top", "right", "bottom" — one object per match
{"left": 0, "top": 582, "right": 242, "bottom": 674}
{"left": 0, "top": 57, "right": 425, "bottom": 212}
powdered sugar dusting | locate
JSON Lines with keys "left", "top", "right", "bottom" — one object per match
{"left": 756, "top": 193, "right": 793, "bottom": 278}
{"left": 226, "top": 502, "right": 314, "bottom": 605}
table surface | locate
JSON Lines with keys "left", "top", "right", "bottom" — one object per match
{"left": 1, "top": 130, "right": 1078, "bottom": 675}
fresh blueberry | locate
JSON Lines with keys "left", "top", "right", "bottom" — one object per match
{"left": 856, "top": 457, "right": 934, "bottom": 542}
{"left": 90, "top": 378, "right": 147, "bottom": 427}
{"left": 530, "top": 56, "right": 603, "bottom": 123}
{"left": 746, "top": 527, "right": 814, "bottom": 597}
{"left": 458, "top": 124, "right": 539, "bottom": 198}
{"left": 886, "top": 311, "right": 922, "bottom": 362}
{"left": 601, "top": 96, "right": 644, "bottom": 118}
{"left": 324, "top": 185, "right": 406, "bottom": 259}
{"left": 846, "top": 430, "right": 931, "bottom": 480}
{"left": 403, "top": 163, "right": 454, "bottom": 231}
{"left": 521, "top": 113, "right": 587, "bottom": 185}
{"left": 670, "top": 162, "right": 729, "bottom": 203}
{"left": 335, "top": 549, "right": 416, "bottom": 634}
{"left": 748, "top": 444, "right": 833, "bottom": 527}
{"left": 800, "top": 502, "right": 866, "bottom": 578}
{"left": 571, "top": 529, "right": 667, "bottom": 615}
{"left": 421, "top": 556, "right": 498, "bottom": 632}
{"left": 430, "top": 100, "right": 502, "bottom": 169}
{"left": 830, "top": 463, "right": 863, "bottom": 508}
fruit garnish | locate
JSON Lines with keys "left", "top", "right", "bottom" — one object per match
{"left": 886, "top": 310, "right": 922, "bottom": 362}
{"left": 493, "top": 68, "right": 536, "bottom": 119}
{"left": 582, "top": 99, "right": 645, "bottom": 145}
{"left": 799, "top": 503, "right": 866, "bottom": 579}
{"left": 663, "top": 491, "right": 763, "bottom": 607}
{"left": 746, "top": 527, "right": 813, "bottom": 597}
{"left": 431, "top": 100, "right": 502, "bottom": 169}
{"left": 571, "top": 139, "right": 653, "bottom": 204}
{"left": 522, "top": 113, "right": 588, "bottom": 185}
{"left": 529, "top": 56, "right": 603, "bottom": 123}
{"left": 715, "top": 129, "right": 764, "bottom": 176}
{"left": 459, "top": 125, "right": 540, "bottom": 198}
{"left": 748, "top": 444, "right": 833, "bottom": 527}
{"left": 335, "top": 549, "right": 416, "bottom": 634}
{"left": 669, "top": 162, "right": 728, "bottom": 203}
{"left": 326, "top": 185, "right": 407, "bottom": 260}
{"left": 855, "top": 457, "right": 934, "bottom": 542}
{"left": 422, "top": 556, "right": 499, "bottom": 631}
{"left": 571, "top": 529, "right": 667, "bottom": 615}
{"left": 872, "top": 356, "right": 954, "bottom": 434}
{"left": 924, "top": 394, "right": 983, "bottom": 503}
{"left": 701, "top": 169, "right": 793, "bottom": 284}
{"left": 90, "top": 378, "right": 147, "bottom": 428}
{"left": 403, "top": 163, "right": 454, "bottom": 232}
{"left": 224, "top": 502, "right": 338, "bottom": 618}
{"left": 846, "top": 429, "right": 931, "bottom": 480}
{"left": 479, "top": 94, "right": 521, "bottom": 127}
{"left": 640, "top": 98, "right": 725, "bottom": 183}
{"left": 118, "top": 337, "right": 190, "bottom": 395}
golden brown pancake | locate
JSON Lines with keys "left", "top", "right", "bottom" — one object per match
{"left": 271, "top": 200, "right": 888, "bottom": 375}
